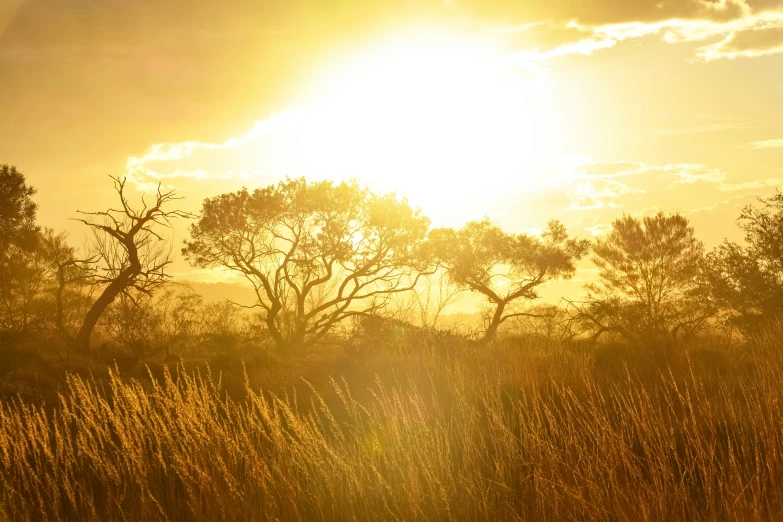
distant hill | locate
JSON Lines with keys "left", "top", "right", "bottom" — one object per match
{"left": 179, "top": 280, "right": 257, "bottom": 306}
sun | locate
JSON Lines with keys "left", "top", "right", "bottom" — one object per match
{"left": 287, "top": 28, "right": 563, "bottom": 225}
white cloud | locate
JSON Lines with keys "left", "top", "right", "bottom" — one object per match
{"left": 505, "top": 11, "right": 783, "bottom": 64}
{"left": 584, "top": 223, "right": 614, "bottom": 236}
{"left": 747, "top": 138, "right": 783, "bottom": 148}
{"left": 720, "top": 177, "right": 783, "bottom": 190}
{"left": 124, "top": 109, "right": 306, "bottom": 189}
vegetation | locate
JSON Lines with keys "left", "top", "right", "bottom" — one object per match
{"left": 64, "top": 176, "right": 192, "bottom": 352}
{"left": 429, "top": 219, "right": 589, "bottom": 341}
{"left": 2, "top": 326, "right": 783, "bottom": 521}
{"left": 706, "top": 190, "right": 783, "bottom": 333}
{"left": 0, "top": 164, "right": 42, "bottom": 336}
{"left": 183, "top": 178, "right": 431, "bottom": 351}
{"left": 567, "top": 213, "right": 712, "bottom": 344}
{"left": 3, "top": 164, "right": 783, "bottom": 521}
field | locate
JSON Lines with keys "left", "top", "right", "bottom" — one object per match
{"left": 2, "top": 321, "right": 782, "bottom": 522}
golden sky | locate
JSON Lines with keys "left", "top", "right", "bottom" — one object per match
{"left": 2, "top": 0, "right": 783, "bottom": 293}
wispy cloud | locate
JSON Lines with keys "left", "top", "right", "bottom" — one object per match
{"left": 698, "top": 20, "right": 783, "bottom": 59}
{"left": 667, "top": 164, "right": 727, "bottom": 186}
{"left": 584, "top": 223, "right": 614, "bottom": 236}
{"left": 720, "top": 178, "right": 783, "bottom": 191}
{"left": 747, "top": 138, "right": 783, "bottom": 149}
{"left": 505, "top": 10, "right": 783, "bottom": 65}
{"left": 124, "top": 109, "right": 305, "bottom": 190}
{"left": 657, "top": 122, "right": 759, "bottom": 136}
{"left": 545, "top": 157, "right": 783, "bottom": 232}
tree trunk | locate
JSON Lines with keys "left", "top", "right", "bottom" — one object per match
{"left": 74, "top": 268, "right": 137, "bottom": 351}
{"left": 482, "top": 301, "right": 506, "bottom": 343}
{"left": 265, "top": 302, "right": 290, "bottom": 352}
{"left": 54, "top": 263, "right": 72, "bottom": 359}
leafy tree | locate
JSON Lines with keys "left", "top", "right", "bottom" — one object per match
{"left": 429, "top": 219, "right": 588, "bottom": 342}
{"left": 183, "top": 177, "right": 432, "bottom": 352}
{"left": 568, "top": 212, "right": 711, "bottom": 344}
{"left": 0, "top": 164, "right": 39, "bottom": 256}
{"left": 705, "top": 190, "right": 783, "bottom": 333}
{"left": 0, "top": 166, "right": 83, "bottom": 354}
{"left": 0, "top": 229, "right": 73, "bottom": 337}
{"left": 0, "top": 165, "right": 43, "bottom": 337}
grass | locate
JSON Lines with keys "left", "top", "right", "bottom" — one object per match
{"left": 1, "top": 324, "right": 783, "bottom": 521}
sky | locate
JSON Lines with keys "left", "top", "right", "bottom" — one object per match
{"left": 2, "top": 0, "right": 783, "bottom": 298}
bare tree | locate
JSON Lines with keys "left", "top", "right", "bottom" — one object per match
{"left": 59, "top": 177, "right": 191, "bottom": 351}
{"left": 412, "top": 270, "right": 464, "bottom": 329}
{"left": 385, "top": 270, "right": 463, "bottom": 328}
{"left": 502, "top": 303, "right": 566, "bottom": 340}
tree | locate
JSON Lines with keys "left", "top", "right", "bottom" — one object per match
{"left": 59, "top": 176, "right": 190, "bottom": 351}
{"left": 705, "top": 190, "right": 783, "bottom": 333}
{"left": 387, "top": 269, "right": 464, "bottom": 329}
{"left": 429, "top": 219, "right": 589, "bottom": 342}
{"left": 103, "top": 292, "right": 164, "bottom": 359}
{"left": 183, "top": 177, "right": 432, "bottom": 352}
{"left": 568, "top": 212, "right": 711, "bottom": 344}
{"left": 0, "top": 164, "right": 39, "bottom": 256}
{"left": 0, "top": 228, "right": 69, "bottom": 336}
{"left": 0, "top": 165, "right": 43, "bottom": 337}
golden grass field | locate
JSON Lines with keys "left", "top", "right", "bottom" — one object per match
{"left": 2, "top": 323, "right": 783, "bottom": 521}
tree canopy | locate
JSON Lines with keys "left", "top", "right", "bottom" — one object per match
{"left": 0, "top": 165, "right": 43, "bottom": 335}
{"left": 0, "top": 164, "right": 39, "bottom": 256}
{"left": 569, "top": 212, "right": 711, "bottom": 343}
{"left": 429, "top": 219, "right": 589, "bottom": 341}
{"left": 183, "top": 177, "right": 432, "bottom": 351}
{"left": 705, "top": 190, "right": 783, "bottom": 333}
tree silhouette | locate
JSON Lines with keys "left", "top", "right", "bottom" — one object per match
{"left": 0, "top": 165, "right": 42, "bottom": 336}
{"left": 568, "top": 212, "right": 711, "bottom": 344}
{"left": 61, "top": 177, "right": 190, "bottom": 351}
{"left": 705, "top": 190, "right": 783, "bottom": 333}
{"left": 0, "top": 229, "right": 72, "bottom": 337}
{"left": 429, "top": 219, "right": 588, "bottom": 342}
{"left": 0, "top": 164, "right": 39, "bottom": 256}
{"left": 388, "top": 269, "right": 464, "bottom": 329}
{"left": 183, "top": 177, "right": 432, "bottom": 351}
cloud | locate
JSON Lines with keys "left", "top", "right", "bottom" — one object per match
{"left": 698, "top": 16, "right": 783, "bottom": 58}
{"left": 584, "top": 223, "right": 614, "bottom": 236}
{"left": 120, "top": 104, "right": 783, "bottom": 248}
{"left": 683, "top": 192, "right": 764, "bottom": 244}
{"left": 545, "top": 158, "right": 657, "bottom": 212}
{"left": 4, "top": 0, "right": 783, "bottom": 74}
{"left": 657, "top": 122, "right": 759, "bottom": 135}
{"left": 461, "top": 0, "right": 753, "bottom": 26}
{"left": 501, "top": 8, "right": 783, "bottom": 64}
{"left": 124, "top": 109, "right": 306, "bottom": 190}
{"left": 720, "top": 177, "right": 783, "bottom": 190}
{"left": 667, "top": 164, "right": 727, "bottom": 185}
{"left": 542, "top": 157, "right": 783, "bottom": 232}
{"left": 747, "top": 138, "right": 783, "bottom": 148}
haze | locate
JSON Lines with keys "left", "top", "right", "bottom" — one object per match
{"left": 3, "top": 2, "right": 783, "bottom": 265}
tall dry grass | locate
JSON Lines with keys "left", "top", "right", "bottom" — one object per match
{"left": 1, "top": 327, "right": 783, "bottom": 521}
